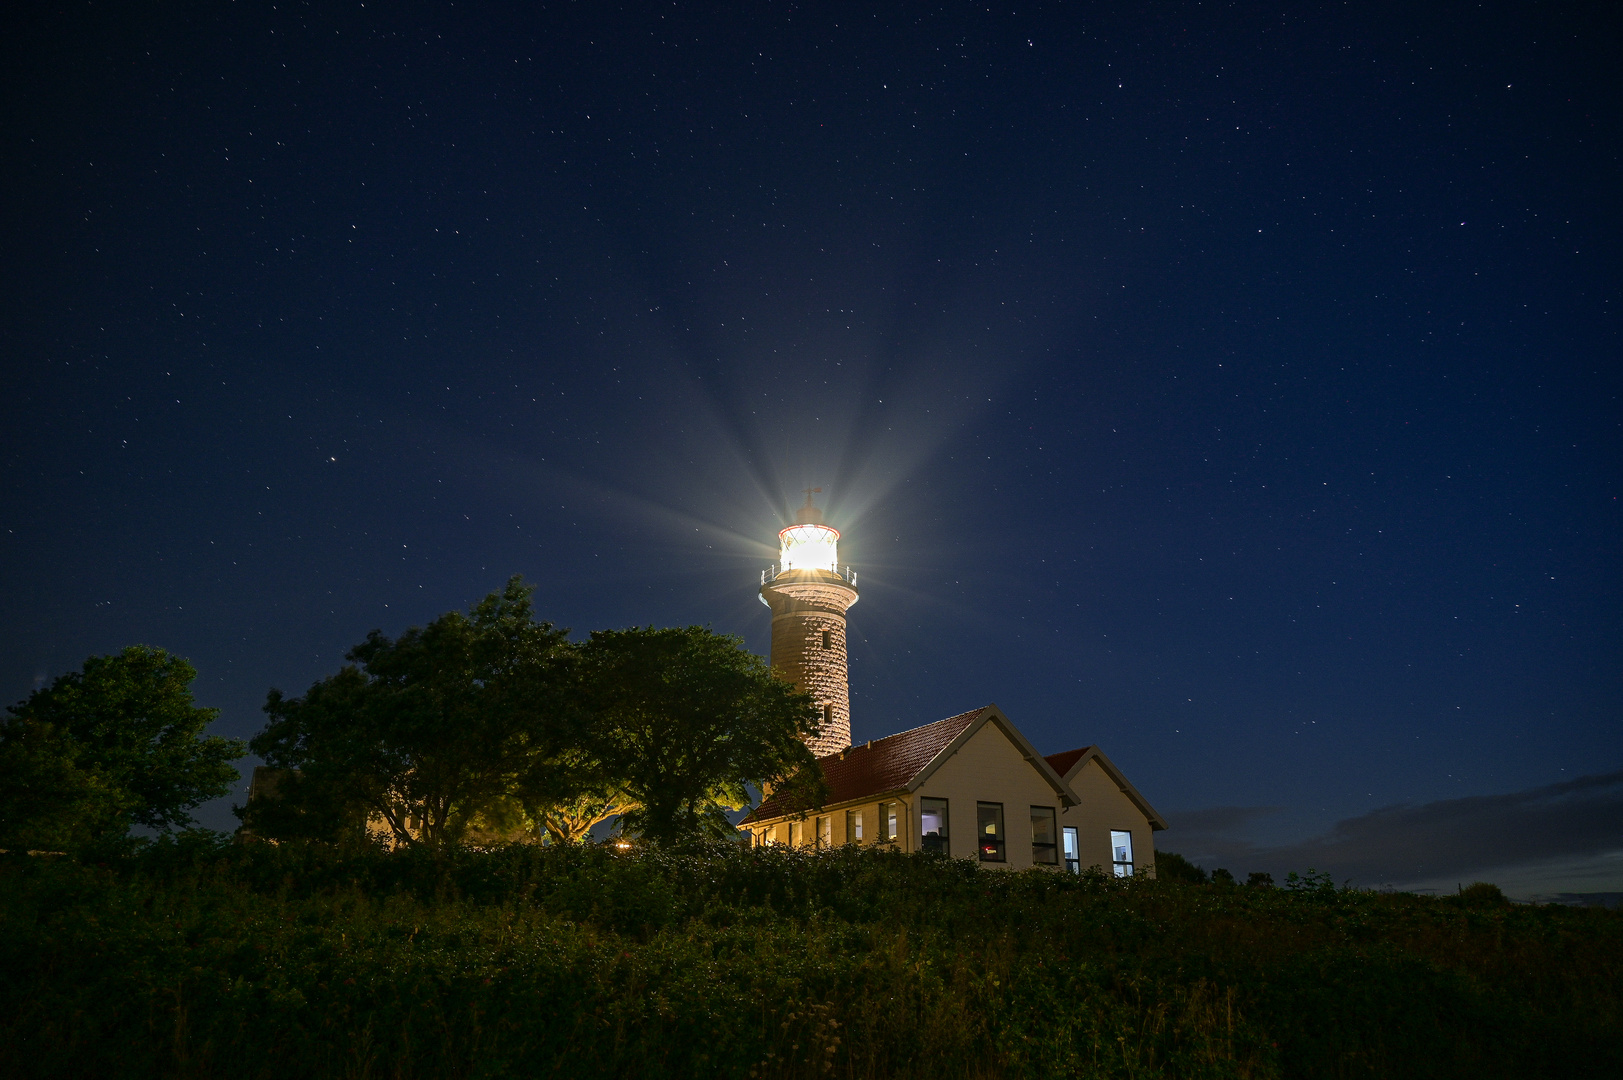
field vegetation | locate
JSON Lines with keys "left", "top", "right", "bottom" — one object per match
{"left": 3, "top": 837, "right": 1618, "bottom": 1079}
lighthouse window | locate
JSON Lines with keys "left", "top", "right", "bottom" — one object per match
{"left": 820, "top": 630, "right": 832, "bottom": 648}
{"left": 822, "top": 703, "right": 833, "bottom": 728}
{"left": 920, "top": 798, "right": 949, "bottom": 854}
{"left": 976, "top": 802, "right": 1006, "bottom": 862}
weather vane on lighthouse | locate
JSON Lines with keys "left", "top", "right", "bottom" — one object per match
{"left": 760, "top": 487, "right": 858, "bottom": 757}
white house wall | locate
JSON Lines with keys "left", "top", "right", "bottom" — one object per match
{"left": 915, "top": 720, "right": 1065, "bottom": 870}
{"left": 1060, "top": 758, "right": 1158, "bottom": 878}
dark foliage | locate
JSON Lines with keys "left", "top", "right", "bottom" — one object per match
{"left": 242, "top": 581, "right": 823, "bottom": 847}
{"left": 0, "top": 647, "right": 243, "bottom": 854}
{"left": 243, "top": 577, "right": 576, "bottom": 847}
{"left": 1, "top": 843, "right": 1618, "bottom": 1079}
{"left": 581, "top": 625, "right": 825, "bottom": 842}
{"left": 1153, "top": 849, "right": 1208, "bottom": 883}
{"left": 1451, "top": 881, "right": 1510, "bottom": 907}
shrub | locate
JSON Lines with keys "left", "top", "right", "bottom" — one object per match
{"left": 1152, "top": 849, "right": 1207, "bottom": 883}
{"left": 1, "top": 844, "right": 1618, "bottom": 1079}
{"left": 1452, "top": 881, "right": 1509, "bottom": 907}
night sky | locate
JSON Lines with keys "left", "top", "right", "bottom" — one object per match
{"left": 3, "top": 2, "right": 1618, "bottom": 899}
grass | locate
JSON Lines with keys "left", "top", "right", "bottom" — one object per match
{"left": 1, "top": 837, "right": 1618, "bottom": 1079}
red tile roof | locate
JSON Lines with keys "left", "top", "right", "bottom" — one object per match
{"left": 1044, "top": 747, "right": 1094, "bottom": 777}
{"left": 743, "top": 707, "right": 989, "bottom": 824}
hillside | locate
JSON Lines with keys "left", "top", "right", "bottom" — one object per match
{"left": 2, "top": 839, "right": 1618, "bottom": 1079}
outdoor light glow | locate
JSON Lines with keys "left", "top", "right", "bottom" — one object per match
{"left": 779, "top": 523, "right": 840, "bottom": 572}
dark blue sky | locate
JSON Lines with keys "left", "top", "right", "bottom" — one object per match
{"left": 3, "top": 1, "right": 1618, "bottom": 896}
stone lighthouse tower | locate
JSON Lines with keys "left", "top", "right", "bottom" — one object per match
{"left": 760, "top": 489, "right": 859, "bottom": 757}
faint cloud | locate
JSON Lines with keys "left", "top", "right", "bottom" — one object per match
{"left": 1158, "top": 771, "right": 1623, "bottom": 899}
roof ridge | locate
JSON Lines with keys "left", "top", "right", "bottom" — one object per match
{"left": 827, "top": 705, "right": 988, "bottom": 758}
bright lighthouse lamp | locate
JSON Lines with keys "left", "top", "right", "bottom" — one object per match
{"left": 778, "top": 522, "right": 840, "bottom": 573}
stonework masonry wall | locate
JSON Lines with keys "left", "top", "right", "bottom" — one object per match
{"left": 770, "top": 610, "right": 849, "bottom": 755}
{"left": 761, "top": 573, "right": 857, "bottom": 756}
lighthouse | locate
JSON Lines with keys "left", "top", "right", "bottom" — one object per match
{"left": 760, "top": 489, "right": 859, "bottom": 756}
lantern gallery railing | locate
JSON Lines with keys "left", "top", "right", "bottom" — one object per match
{"left": 761, "top": 563, "right": 858, "bottom": 587}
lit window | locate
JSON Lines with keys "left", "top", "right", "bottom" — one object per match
{"left": 1063, "top": 826, "right": 1080, "bottom": 874}
{"left": 816, "top": 815, "right": 832, "bottom": 848}
{"left": 1111, "top": 830, "right": 1134, "bottom": 877}
{"left": 876, "top": 801, "right": 899, "bottom": 843}
{"left": 1031, "top": 807, "right": 1058, "bottom": 865}
{"left": 920, "top": 797, "right": 949, "bottom": 854}
{"left": 977, "top": 802, "right": 1005, "bottom": 862}
{"left": 846, "top": 807, "right": 863, "bottom": 843}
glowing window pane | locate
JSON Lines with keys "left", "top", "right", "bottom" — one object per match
{"left": 779, "top": 524, "right": 839, "bottom": 572}
{"left": 1111, "top": 830, "right": 1134, "bottom": 877}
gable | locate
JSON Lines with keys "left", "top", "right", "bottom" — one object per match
{"left": 918, "top": 720, "right": 1073, "bottom": 808}
{"left": 909, "top": 706, "right": 1076, "bottom": 803}
{"left": 1049, "top": 747, "right": 1168, "bottom": 830}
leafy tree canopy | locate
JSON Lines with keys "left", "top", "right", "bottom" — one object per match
{"left": 1153, "top": 850, "right": 1208, "bottom": 884}
{"left": 581, "top": 626, "right": 826, "bottom": 844}
{"left": 244, "top": 577, "right": 577, "bottom": 848}
{"left": 0, "top": 646, "right": 243, "bottom": 853}
{"left": 242, "top": 580, "right": 826, "bottom": 848}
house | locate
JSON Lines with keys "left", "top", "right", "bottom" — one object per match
{"left": 740, "top": 704, "right": 1167, "bottom": 875}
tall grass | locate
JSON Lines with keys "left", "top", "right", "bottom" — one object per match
{"left": 1, "top": 839, "right": 1617, "bottom": 1078}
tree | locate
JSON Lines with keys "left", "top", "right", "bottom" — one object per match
{"left": 0, "top": 646, "right": 244, "bottom": 853}
{"left": 580, "top": 626, "right": 826, "bottom": 844}
{"left": 243, "top": 577, "right": 578, "bottom": 848}
{"left": 1152, "top": 850, "right": 1208, "bottom": 884}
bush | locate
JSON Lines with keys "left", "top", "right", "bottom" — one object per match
{"left": 1, "top": 844, "right": 1618, "bottom": 1079}
{"left": 1152, "top": 849, "right": 1207, "bottom": 883}
{"left": 1453, "top": 881, "right": 1509, "bottom": 907}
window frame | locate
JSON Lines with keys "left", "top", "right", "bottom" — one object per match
{"left": 976, "top": 802, "right": 1006, "bottom": 862}
{"left": 816, "top": 814, "right": 832, "bottom": 849}
{"left": 920, "top": 797, "right": 950, "bottom": 855}
{"left": 1110, "top": 829, "right": 1135, "bottom": 877}
{"left": 877, "top": 800, "right": 900, "bottom": 843}
{"left": 1062, "top": 826, "right": 1080, "bottom": 874}
{"left": 1030, "top": 806, "right": 1059, "bottom": 865}
{"left": 846, "top": 807, "right": 864, "bottom": 843}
